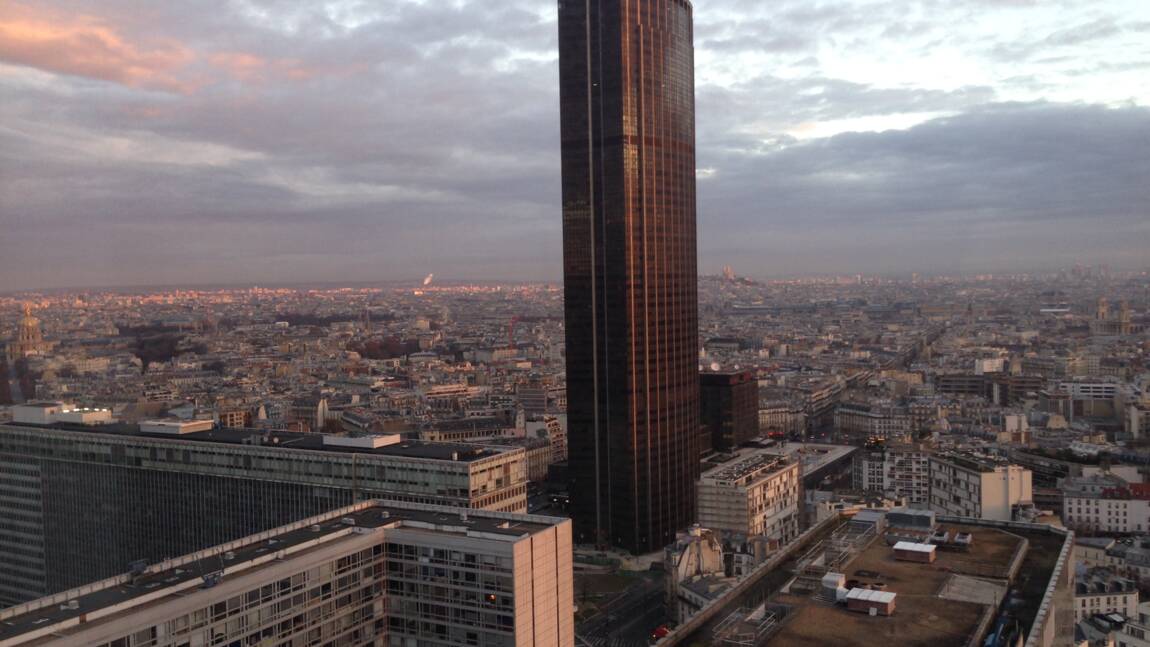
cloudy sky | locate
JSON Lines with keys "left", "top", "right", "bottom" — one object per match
{"left": 1, "top": 0, "right": 1148, "bottom": 290}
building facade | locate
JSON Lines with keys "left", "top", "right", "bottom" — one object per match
{"left": 0, "top": 423, "right": 528, "bottom": 606}
{"left": 852, "top": 441, "right": 931, "bottom": 505}
{"left": 928, "top": 453, "right": 1033, "bottom": 521}
{"left": 559, "top": 0, "right": 700, "bottom": 552}
{"left": 0, "top": 501, "right": 574, "bottom": 647}
{"left": 1074, "top": 568, "right": 1138, "bottom": 622}
{"left": 700, "top": 370, "right": 759, "bottom": 451}
{"left": 757, "top": 400, "right": 805, "bottom": 438}
{"left": 696, "top": 450, "right": 800, "bottom": 543}
{"left": 834, "top": 403, "right": 913, "bottom": 441}
{"left": 1063, "top": 474, "right": 1150, "bottom": 534}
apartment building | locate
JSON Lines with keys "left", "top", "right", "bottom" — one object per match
{"left": 1063, "top": 474, "right": 1150, "bottom": 534}
{"left": 757, "top": 400, "right": 805, "bottom": 438}
{"left": 0, "top": 500, "right": 574, "bottom": 647}
{"left": 852, "top": 441, "right": 932, "bottom": 505}
{"left": 696, "top": 449, "right": 800, "bottom": 543}
{"left": 1074, "top": 568, "right": 1138, "bottom": 622}
{"left": 928, "top": 453, "right": 1033, "bottom": 521}
{"left": 834, "top": 403, "right": 912, "bottom": 441}
{"left": 1119, "top": 602, "right": 1150, "bottom": 647}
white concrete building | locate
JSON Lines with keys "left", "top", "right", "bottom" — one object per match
{"left": 697, "top": 449, "right": 800, "bottom": 543}
{"left": 928, "top": 453, "right": 1033, "bottom": 521}
{"left": 0, "top": 500, "right": 574, "bottom": 647}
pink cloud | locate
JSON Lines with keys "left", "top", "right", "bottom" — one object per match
{"left": 0, "top": 2, "right": 195, "bottom": 93}
{"left": 209, "top": 52, "right": 342, "bottom": 83}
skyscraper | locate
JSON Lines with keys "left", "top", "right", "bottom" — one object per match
{"left": 558, "top": 0, "right": 699, "bottom": 552}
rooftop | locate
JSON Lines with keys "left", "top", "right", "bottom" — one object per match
{"left": 769, "top": 522, "right": 1066, "bottom": 647}
{"left": 701, "top": 449, "right": 793, "bottom": 485}
{"left": 932, "top": 451, "right": 1013, "bottom": 473}
{"left": 0, "top": 421, "right": 513, "bottom": 463}
{"left": 0, "top": 500, "right": 565, "bottom": 646}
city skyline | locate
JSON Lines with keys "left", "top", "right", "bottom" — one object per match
{"left": 2, "top": 0, "right": 1149, "bottom": 291}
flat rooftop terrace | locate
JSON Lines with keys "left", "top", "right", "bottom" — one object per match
{"left": 767, "top": 523, "right": 1044, "bottom": 647}
{"left": 777, "top": 442, "right": 856, "bottom": 477}
{"left": 700, "top": 450, "right": 792, "bottom": 484}
{"left": 0, "top": 500, "right": 563, "bottom": 646}
{"left": 0, "top": 421, "right": 511, "bottom": 463}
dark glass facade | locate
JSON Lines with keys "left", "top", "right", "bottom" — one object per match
{"left": 700, "top": 370, "right": 760, "bottom": 451}
{"left": 559, "top": 0, "right": 699, "bottom": 552}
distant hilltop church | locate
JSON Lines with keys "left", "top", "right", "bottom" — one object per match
{"left": 6, "top": 303, "right": 54, "bottom": 363}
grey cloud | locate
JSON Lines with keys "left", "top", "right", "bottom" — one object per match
{"left": 697, "top": 103, "right": 1150, "bottom": 275}
{"left": 0, "top": 0, "right": 1147, "bottom": 290}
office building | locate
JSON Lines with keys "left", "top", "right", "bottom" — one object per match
{"left": 0, "top": 500, "right": 574, "bottom": 647}
{"left": 559, "top": 0, "right": 700, "bottom": 552}
{"left": 0, "top": 422, "right": 528, "bottom": 606}
{"left": 700, "top": 370, "right": 759, "bottom": 451}
{"left": 928, "top": 453, "right": 1033, "bottom": 521}
{"left": 696, "top": 449, "right": 800, "bottom": 543}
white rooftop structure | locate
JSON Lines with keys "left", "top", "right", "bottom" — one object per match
{"left": 893, "top": 541, "right": 936, "bottom": 554}
{"left": 845, "top": 588, "right": 897, "bottom": 604}
{"left": 139, "top": 419, "right": 215, "bottom": 435}
{"left": 322, "top": 433, "right": 403, "bottom": 449}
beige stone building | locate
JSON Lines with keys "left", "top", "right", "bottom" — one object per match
{"left": 697, "top": 449, "right": 800, "bottom": 543}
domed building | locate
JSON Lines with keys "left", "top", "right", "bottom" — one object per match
{"left": 6, "top": 303, "right": 54, "bottom": 362}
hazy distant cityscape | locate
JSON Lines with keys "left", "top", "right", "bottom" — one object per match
{"left": 1, "top": 263, "right": 1146, "bottom": 645}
